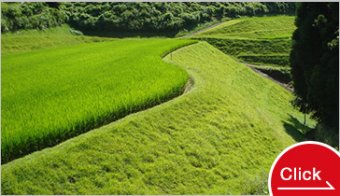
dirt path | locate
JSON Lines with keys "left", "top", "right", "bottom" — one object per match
{"left": 181, "top": 21, "right": 226, "bottom": 38}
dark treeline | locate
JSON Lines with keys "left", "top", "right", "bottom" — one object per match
{"left": 290, "top": 3, "right": 339, "bottom": 135}
{"left": 1, "top": 2, "right": 296, "bottom": 33}
{"left": 1, "top": 3, "right": 66, "bottom": 32}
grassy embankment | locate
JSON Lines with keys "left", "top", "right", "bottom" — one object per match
{"left": 2, "top": 41, "right": 315, "bottom": 194}
{"left": 2, "top": 27, "right": 195, "bottom": 163}
{"left": 194, "top": 16, "right": 296, "bottom": 83}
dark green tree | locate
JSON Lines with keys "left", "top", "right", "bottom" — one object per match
{"left": 290, "top": 2, "right": 339, "bottom": 130}
{"left": 2, "top": 2, "right": 297, "bottom": 33}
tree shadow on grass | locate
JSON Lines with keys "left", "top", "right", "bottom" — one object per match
{"left": 282, "top": 114, "right": 314, "bottom": 142}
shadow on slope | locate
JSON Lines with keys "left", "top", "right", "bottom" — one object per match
{"left": 283, "top": 114, "right": 314, "bottom": 141}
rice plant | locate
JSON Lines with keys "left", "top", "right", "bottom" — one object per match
{"left": 1, "top": 38, "right": 195, "bottom": 163}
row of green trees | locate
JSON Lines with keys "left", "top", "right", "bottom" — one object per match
{"left": 290, "top": 3, "right": 339, "bottom": 133}
{"left": 1, "top": 2, "right": 296, "bottom": 33}
{"left": 1, "top": 3, "right": 66, "bottom": 32}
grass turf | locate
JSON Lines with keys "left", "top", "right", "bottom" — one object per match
{"left": 194, "top": 16, "right": 295, "bottom": 78}
{"left": 1, "top": 42, "right": 315, "bottom": 194}
{"left": 196, "top": 15, "right": 295, "bottom": 40}
{"left": 197, "top": 37, "right": 291, "bottom": 65}
{"left": 1, "top": 38, "right": 195, "bottom": 163}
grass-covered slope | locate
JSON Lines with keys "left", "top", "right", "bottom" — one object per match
{"left": 198, "top": 38, "right": 291, "bottom": 65}
{"left": 1, "top": 39, "right": 194, "bottom": 163}
{"left": 194, "top": 16, "right": 295, "bottom": 82}
{"left": 2, "top": 42, "right": 314, "bottom": 194}
{"left": 197, "top": 15, "right": 295, "bottom": 39}
{"left": 1, "top": 25, "right": 112, "bottom": 54}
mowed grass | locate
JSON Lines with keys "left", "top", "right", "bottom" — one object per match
{"left": 2, "top": 42, "right": 315, "bottom": 194}
{"left": 1, "top": 25, "right": 113, "bottom": 55}
{"left": 197, "top": 37, "right": 291, "bottom": 65}
{"left": 196, "top": 15, "right": 295, "bottom": 40}
{"left": 1, "top": 38, "right": 195, "bottom": 163}
{"left": 194, "top": 16, "right": 295, "bottom": 80}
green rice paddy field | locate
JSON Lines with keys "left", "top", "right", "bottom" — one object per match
{"left": 2, "top": 34, "right": 195, "bottom": 163}
{"left": 1, "top": 21, "right": 315, "bottom": 194}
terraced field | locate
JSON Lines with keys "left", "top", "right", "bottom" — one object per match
{"left": 2, "top": 42, "right": 314, "bottom": 194}
{"left": 194, "top": 16, "right": 295, "bottom": 82}
{"left": 2, "top": 33, "right": 194, "bottom": 163}
{"left": 196, "top": 16, "right": 295, "bottom": 39}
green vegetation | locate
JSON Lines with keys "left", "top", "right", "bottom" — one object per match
{"left": 4, "top": 2, "right": 336, "bottom": 194}
{"left": 196, "top": 16, "right": 296, "bottom": 39}
{"left": 2, "top": 42, "right": 315, "bottom": 194}
{"left": 196, "top": 37, "right": 291, "bottom": 65}
{"left": 194, "top": 16, "right": 295, "bottom": 82}
{"left": 290, "top": 3, "right": 339, "bottom": 143}
{"left": 1, "top": 25, "right": 113, "bottom": 54}
{"left": 2, "top": 38, "right": 195, "bottom": 163}
{"left": 175, "top": 18, "right": 230, "bottom": 38}
{"left": 238, "top": 54, "right": 289, "bottom": 66}
{"left": 1, "top": 2, "right": 66, "bottom": 32}
{"left": 2, "top": 2, "right": 295, "bottom": 34}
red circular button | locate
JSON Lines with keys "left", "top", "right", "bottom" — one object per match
{"left": 269, "top": 141, "right": 340, "bottom": 196}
